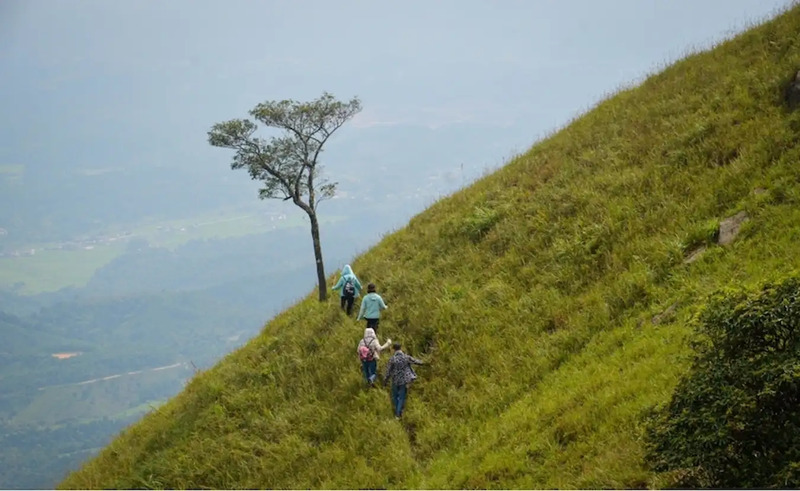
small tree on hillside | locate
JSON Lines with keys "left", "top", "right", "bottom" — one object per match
{"left": 208, "top": 92, "right": 362, "bottom": 301}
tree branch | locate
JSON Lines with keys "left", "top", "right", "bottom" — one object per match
{"left": 209, "top": 93, "right": 359, "bottom": 214}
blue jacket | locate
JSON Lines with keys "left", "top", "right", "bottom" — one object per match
{"left": 331, "top": 264, "right": 362, "bottom": 298}
{"left": 357, "top": 292, "right": 387, "bottom": 320}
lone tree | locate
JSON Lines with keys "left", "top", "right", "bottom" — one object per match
{"left": 208, "top": 92, "right": 362, "bottom": 301}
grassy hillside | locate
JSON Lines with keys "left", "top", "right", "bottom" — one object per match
{"left": 61, "top": 6, "right": 800, "bottom": 489}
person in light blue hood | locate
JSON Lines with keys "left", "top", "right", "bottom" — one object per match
{"left": 331, "top": 264, "right": 362, "bottom": 315}
{"left": 357, "top": 283, "right": 388, "bottom": 332}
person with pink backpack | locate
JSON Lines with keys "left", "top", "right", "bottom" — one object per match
{"left": 356, "top": 327, "right": 391, "bottom": 387}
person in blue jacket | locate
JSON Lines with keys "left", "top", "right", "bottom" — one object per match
{"left": 331, "top": 264, "right": 362, "bottom": 315}
{"left": 357, "top": 283, "right": 387, "bottom": 331}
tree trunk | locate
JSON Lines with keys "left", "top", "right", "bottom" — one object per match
{"left": 308, "top": 211, "right": 327, "bottom": 301}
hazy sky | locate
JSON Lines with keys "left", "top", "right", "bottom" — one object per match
{"left": 0, "top": 0, "right": 793, "bottom": 173}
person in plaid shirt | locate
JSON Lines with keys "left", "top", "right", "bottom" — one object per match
{"left": 383, "top": 342, "right": 425, "bottom": 419}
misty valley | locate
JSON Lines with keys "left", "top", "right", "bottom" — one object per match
{"left": 0, "top": 122, "right": 514, "bottom": 488}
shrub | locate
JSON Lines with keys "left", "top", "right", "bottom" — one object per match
{"left": 645, "top": 273, "right": 800, "bottom": 488}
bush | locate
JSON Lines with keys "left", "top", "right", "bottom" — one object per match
{"left": 645, "top": 273, "right": 800, "bottom": 488}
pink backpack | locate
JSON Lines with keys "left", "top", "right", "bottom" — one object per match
{"left": 358, "top": 339, "right": 374, "bottom": 361}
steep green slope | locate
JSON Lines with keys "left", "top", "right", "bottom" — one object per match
{"left": 61, "top": 6, "right": 800, "bottom": 489}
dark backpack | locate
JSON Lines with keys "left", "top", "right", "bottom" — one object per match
{"left": 343, "top": 278, "right": 355, "bottom": 297}
{"left": 358, "top": 339, "right": 374, "bottom": 361}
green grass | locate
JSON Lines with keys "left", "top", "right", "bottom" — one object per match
{"left": 0, "top": 209, "right": 343, "bottom": 294}
{"left": 129, "top": 211, "right": 343, "bottom": 250}
{"left": 111, "top": 399, "right": 167, "bottom": 422}
{"left": 0, "top": 209, "right": 282, "bottom": 294}
{"left": 60, "top": 5, "right": 800, "bottom": 489}
{"left": 0, "top": 245, "right": 125, "bottom": 294}
{"left": 11, "top": 370, "right": 186, "bottom": 428}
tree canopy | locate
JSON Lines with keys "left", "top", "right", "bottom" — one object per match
{"left": 208, "top": 92, "right": 361, "bottom": 213}
{"left": 208, "top": 92, "right": 362, "bottom": 300}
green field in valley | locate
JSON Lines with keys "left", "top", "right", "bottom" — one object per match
{"left": 0, "top": 209, "right": 343, "bottom": 294}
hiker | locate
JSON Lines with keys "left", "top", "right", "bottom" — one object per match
{"left": 357, "top": 283, "right": 387, "bottom": 331}
{"left": 356, "top": 327, "right": 391, "bottom": 386}
{"left": 332, "top": 264, "right": 362, "bottom": 316}
{"left": 383, "top": 342, "right": 425, "bottom": 419}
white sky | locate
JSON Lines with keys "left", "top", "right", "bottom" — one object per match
{"left": 0, "top": 0, "right": 793, "bottom": 171}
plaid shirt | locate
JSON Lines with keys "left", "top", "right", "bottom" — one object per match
{"left": 384, "top": 350, "right": 423, "bottom": 386}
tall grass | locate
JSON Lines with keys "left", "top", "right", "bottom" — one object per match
{"left": 61, "top": 5, "right": 800, "bottom": 489}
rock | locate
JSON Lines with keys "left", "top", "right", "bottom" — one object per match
{"left": 786, "top": 70, "right": 800, "bottom": 110}
{"left": 684, "top": 245, "right": 707, "bottom": 264}
{"left": 753, "top": 188, "right": 767, "bottom": 196}
{"left": 717, "top": 211, "right": 749, "bottom": 246}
